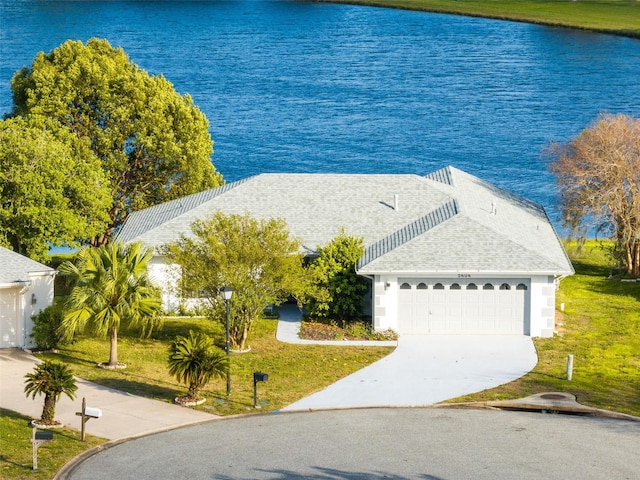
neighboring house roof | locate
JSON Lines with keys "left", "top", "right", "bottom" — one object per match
{"left": 0, "top": 246, "right": 55, "bottom": 285}
{"left": 117, "top": 166, "right": 574, "bottom": 277}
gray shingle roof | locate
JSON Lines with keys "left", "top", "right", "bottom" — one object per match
{"left": 0, "top": 247, "right": 55, "bottom": 284}
{"left": 116, "top": 166, "right": 573, "bottom": 276}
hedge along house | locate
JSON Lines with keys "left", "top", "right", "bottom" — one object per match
{"left": 116, "top": 166, "right": 573, "bottom": 338}
{"left": 0, "top": 247, "right": 56, "bottom": 349}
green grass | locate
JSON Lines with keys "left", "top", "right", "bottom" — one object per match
{"left": 0, "top": 408, "right": 104, "bottom": 480}
{"left": 318, "top": 0, "right": 640, "bottom": 38}
{"left": 37, "top": 315, "right": 394, "bottom": 416}
{"left": 453, "top": 240, "right": 640, "bottom": 416}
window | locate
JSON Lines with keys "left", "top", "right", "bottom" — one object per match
{"left": 400, "top": 283, "right": 411, "bottom": 290}
{"left": 466, "top": 283, "right": 478, "bottom": 290}
{"left": 483, "top": 283, "right": 494, "bottom": 290}
{"left": 450, "top": 283, "right": 461, "bottom": 290}
{"left": 516, "top": 283, "right": 528, "bottom": 290}
{"left": 417, "top": 282, "right": 428, "bottom": 290}
{"left": 434, "top": 283, "right": 445, "bottom": 290}
{"left": 499, "top": 283, "right": 511, "bottom": 290}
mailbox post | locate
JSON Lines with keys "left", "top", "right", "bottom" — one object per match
{"left": 31, "top": 428, "right": 53, "bottom": 470}
{"left": 253, "top": 372, "right": 268, "bottom": 409}
{"left": 75, "top": 397, "right": 102, "bottom": 441}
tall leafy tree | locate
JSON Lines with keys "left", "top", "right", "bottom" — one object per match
{"left": 163, "top": 212, "right": 309, "bottom": 351}
{"left": 0, "top": 115, "right": 110, "bottom": 261}
{"left": 11, "top": 38, "right": 224, "bottom": 243}
{"left": 24, "top": 361, "right": 78, "bottom": 425}
{"left": 168, "top": 330, "right": 228, "bottom": 402}
{"left": 550, "top": 113, "right": 640, "bottom": 276}
{"left": 306, "top": 230, "right": 368, "bottom": 322}
{"left": 58, "top": 241, "right": 163, "bottom": 368}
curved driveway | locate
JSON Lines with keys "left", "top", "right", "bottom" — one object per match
{"left": 61, "top": 408, "right": 640, "bottom": 480}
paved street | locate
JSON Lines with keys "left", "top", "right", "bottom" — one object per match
{"left": 60, "top": 408, "right": 640, "bottom": 480}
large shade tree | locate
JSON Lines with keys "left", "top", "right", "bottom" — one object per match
{"left": 550, "top": 113, "right": 640, "bottom": 276}
{"left": 58, "top": 242, "right": 163, "bottom": 368}
{"left": 0, "top": 115, "right": 110, "bottom": 261}
{"left": 11, "top": 38, "right": 224, "bottom": 244}
{"left": 163, "top": 212, "right": 309, "bottom": 351}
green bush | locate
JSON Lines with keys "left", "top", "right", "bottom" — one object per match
{"left": 30, "top": 303, "right": 68, "bottom": 350}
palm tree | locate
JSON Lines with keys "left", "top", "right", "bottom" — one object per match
{"left": 168, "top": 330, "right": 228, "bottom": 402}
{"left": 58, "top": 241, "right": 162, "bottom": 368}
{"left": 24, "top": 362, "right": 78, "bottom": 425}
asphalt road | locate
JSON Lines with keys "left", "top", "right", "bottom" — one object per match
{"left": 60, "top": 408, "right": 640, "bottom": 480}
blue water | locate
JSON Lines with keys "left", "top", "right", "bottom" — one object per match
{"left": 2, "top": 0, "right": 640, "bottom": 225}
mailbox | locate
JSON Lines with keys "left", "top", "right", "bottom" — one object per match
{"left": 34, "top": 431, "right": 53, "bottom": 441}
{"left": 253, "top": 372, "right": 268, "bottom": 383}
{"left": 84, "top": 407, "right": 102, "bottom": 418}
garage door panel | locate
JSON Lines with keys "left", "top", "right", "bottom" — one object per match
{"left": 0, "top": 291, "right": 20, "bottom": 348}
{"left": 397, "top": 279, "right": 528, "bottom": 335}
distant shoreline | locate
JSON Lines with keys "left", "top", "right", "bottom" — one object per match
{"left": 312, "top": 0, "right": 640, "bottom": 40}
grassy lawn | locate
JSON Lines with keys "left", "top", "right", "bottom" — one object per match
{"left": 453, "top": 240, "right": 640, "bottom": 416}
{"left": 318, "top": 0, "right": 640, "bottom": 38}
{"left": 36, "top": 315, "right": 394, "bottom": 416}
{"left": 0, "top": 408, "right": 104, "bottom": 480}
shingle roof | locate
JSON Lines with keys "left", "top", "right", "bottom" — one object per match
{"left": 0, "top": 247, "right": 55, "bottom": 284}
{"left": 116, "top": 166, "right": 573, "bottom": 276}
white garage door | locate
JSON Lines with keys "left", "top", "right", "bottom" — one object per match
{"left": 0, "top": 290, "right": 20, "bottom": 348}
{"left": 398, "top": 279, "right": 528, "bottom": 334}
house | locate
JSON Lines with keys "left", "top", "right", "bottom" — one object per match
{"left": 0, "top": 247, "right": 56, "bottom": 349}
{"left": 117, "top": 166, "right": 574, "bottom": 338}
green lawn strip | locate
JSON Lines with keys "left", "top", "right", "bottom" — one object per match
{"left": 37, "top": 316, "right": 393, "bottom": 416}
{"left": 316, "top": 0, "right": 640, "bottom": 38}
{"left": 450, "top": 240, "right": 640, "bottom": 416}
{"left": 0, "top": 408, "right": 104, "bottom": 480}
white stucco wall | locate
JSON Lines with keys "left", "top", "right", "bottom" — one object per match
{"left": 148, "top": 256, "right": 183, "bottom": 312}
{"left": 529, "top": 275, "right": 557, "bottom": 338}
{"left": 371, "top": 275, "right": 398, "bottom": 332}
{"left": 22, "top": 272, "right": 55, "bottom": 348}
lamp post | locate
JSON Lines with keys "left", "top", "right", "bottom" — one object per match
{"left": 220, "top": 286, "right": 233, "bottom": 396}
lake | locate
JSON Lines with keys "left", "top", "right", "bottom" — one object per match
{"left": 2, "top": 0, "right": 640, "bottom": 225}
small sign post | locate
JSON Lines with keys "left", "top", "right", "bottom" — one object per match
{"left": 31, "top": 428, "right": 53, "bottom": 470}
{"left": 253, "top": 372, "right": 269, "bottom": 409}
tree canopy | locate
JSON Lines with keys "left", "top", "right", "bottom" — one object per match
{"left": 11, "top": 38, "right": 224, "bottom": 244}
{"left": 163, "top": 212, "right": 309, "bottom": 351}
{"left": 550, "top": 113, "right": 640, "bottom": 276}
{"left": 306, "top": 230, "right": 368, "bottom": 322}
{"left": 0, "top": 115, "right": 110, "bottom": 261}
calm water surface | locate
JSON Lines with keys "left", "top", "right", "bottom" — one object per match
{"left": 2, "top": 0, "right": 640, "bottom": 224}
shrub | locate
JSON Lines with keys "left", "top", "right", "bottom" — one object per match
{"left": 30, "top": 303, "right": 68, "bottom": 350}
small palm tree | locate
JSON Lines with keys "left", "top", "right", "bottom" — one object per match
{"left": 168, "top": 330, "right": 228, "bottom": 402}
{"left": 58, "top": 241, "right": 162, "bottom": 368}
{"left": 24, "top": 362, "right": 78, "bottom": 425}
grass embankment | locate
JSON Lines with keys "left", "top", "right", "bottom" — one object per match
{"left": 319, "top": 0, "right": 640, "bottom": 39}
{"left": 454, "top": 240, "right": 640, "bottom": 416}
{"left": 0, "top": 409, "right": 104, "bottom": 480}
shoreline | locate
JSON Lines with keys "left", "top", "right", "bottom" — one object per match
{"left": 312, "top": 0, "right": 640, "bottom": 40}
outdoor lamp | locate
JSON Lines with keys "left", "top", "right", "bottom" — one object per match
{"left": 220, "top": 286, "right": 234, "bottom": 395}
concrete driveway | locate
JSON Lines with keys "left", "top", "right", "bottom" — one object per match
{"left": 283, "top": 333, "right": 538, "bottom": 411}
{"left": 0, "top": 348, "right": 214, "bottom": 440}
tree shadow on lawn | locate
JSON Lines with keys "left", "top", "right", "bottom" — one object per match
{"left": 571, "top": 260, "right": 640, "bottom": 302}
{"left": 86, "top": 376, "right": 178, "bottom": 403}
